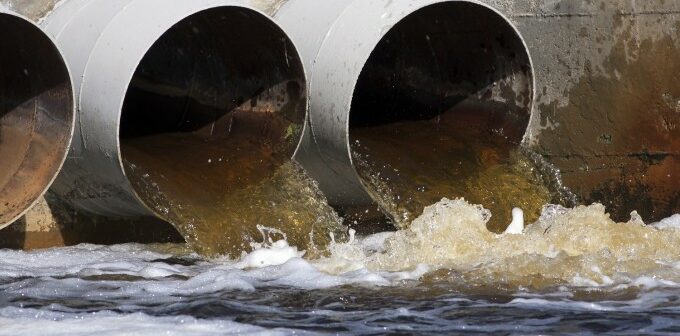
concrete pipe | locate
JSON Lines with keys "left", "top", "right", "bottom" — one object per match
{"left": 275, "top": 0, "right": 540, "bottom": 231}
{"left": 41, "top": 0, "right": 306, "bottom": 223}
{"left": 0, "top": 9, "right": 74, "bottom": 229}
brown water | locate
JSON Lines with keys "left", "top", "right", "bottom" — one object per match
{"left": 4, "top": 103, "right": 679, "bottom": 334}
{"left": 122, "top": 102, "right": 562, "bottom": 259}
{"left": 351, "top": 110, "right": 556, "bottom": 233}
{"left": 122, "top": 131, "right": 346, "bottom": 258}
{"left": 2, "top": 191, "right": 680, "bottom": 334}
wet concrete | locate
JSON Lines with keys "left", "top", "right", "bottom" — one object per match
{"left": 519, "top": 1, "right": 680, "bottom": 222}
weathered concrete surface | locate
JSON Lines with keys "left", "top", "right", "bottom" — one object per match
{"left": 501, "top": 0, "right": 680, "bottom": 222}
{"left": 0, "top": 0, "right": 678, "bottom": 248}
{"left": 0, "top": 192, "right": 183, "bottom": 250}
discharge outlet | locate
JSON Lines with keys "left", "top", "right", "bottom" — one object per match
{"left": 0, "top": 9, "right": 74, "bottom": 229}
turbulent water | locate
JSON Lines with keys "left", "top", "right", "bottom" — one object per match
{"left": 350, "top": 112, "right": 562, "bottom": 233}
{"left": 123, "top": 138, "right": 347, "bottom": 259}
{"left": 1, "top": 200, "right": 680, "bottom": 334}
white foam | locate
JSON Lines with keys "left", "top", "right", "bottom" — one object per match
{"left": 2, "top": 205, "right": 680, "bottom": 295}
{"left": 360, "top": 232, "right": 395, "bottom": 253}
{"left": 1, "top": 208, "right": 680, "bottom": 333}
{"left": 651, "top": 214, "right": 680, "bottom": 230}
{"left": 0, "top": 244, "right": 190, "bottom": 279}
{"left": 628, "top": 276, "right": 678, "bottom": 289}
{"left": 1, "top": 202, "right": 680, "bottom": 334}
{"left": 0, "top": 307, "right": 291, "bottom": 336}
{"left": 509, "top": 298, "right": 613, "bottom": 311}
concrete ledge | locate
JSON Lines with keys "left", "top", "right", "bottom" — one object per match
{"left": 0, "top": 192, "right": 183, "bottom": 250}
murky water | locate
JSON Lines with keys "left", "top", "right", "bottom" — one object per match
{"left": 7, "top": 85, "right": 673, "bottom": 334}
{"left": 1, "top": 201, "right": 679, "bottom": 334}
{"left": 122, "top": 133, "right": 346, "bottom": 259}
{"left": 102, "top": 106, "right": 680, "bottom": 334}
{"left": 351, "top": 109, "right": 559, "bottom": 232}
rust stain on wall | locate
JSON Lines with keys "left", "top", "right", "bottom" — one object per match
{"left": 536, "top": 17, "right": 680, "bottom": 222}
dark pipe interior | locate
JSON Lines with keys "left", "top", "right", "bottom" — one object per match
{"left": 121, "top": 8, "right": 305, "bottom": 144}
{"left": 0, "top": 14, "right": 73, "bottom": 226}
{"left": 349, "top": 2, "right": 542, "bottom": 231}
{"left": 120, "top": 7, "right": 307, "bottom": 254}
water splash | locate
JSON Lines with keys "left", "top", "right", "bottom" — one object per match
{"left": 1, "top": 204, "right": 680, "bottom": 334}
{"left": 353, "top": 141, "right": 554, "bottom": 233}
{"left": 315, "top": 198, "right": 680, "bottom": 290}
{"left": 125, "top": 156, "right": 347, "bottom": 259}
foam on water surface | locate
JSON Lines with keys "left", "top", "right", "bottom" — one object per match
{"left": 1, "top": 201, "right": 680, "bottom": 334}
{"left": 651, "top": 214, "right": 680, "bottom": 230}
{"left": 2, "top": 201, "right": 680, "bottom": 291}
{"left": 0, "top": 308, "right": 292, "bottom": 336}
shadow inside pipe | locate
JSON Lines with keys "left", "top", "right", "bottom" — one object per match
{"left": 120, "top": 7, "right": 345, "bottom": 257}
{"left": 0, "top": 13, "right": 73, "bottom": 227}
{"left": 349, "top": 2, "right": 553, "bottom": 232}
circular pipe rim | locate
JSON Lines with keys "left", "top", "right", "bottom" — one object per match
{"left": 76, "top": 0, "right": 307, "bottom": 218}
{"left": 308, "top": 0, "right": 535, "bottom": 207}
{"left": 0, "top": 9, "right": 76, "bottom": 229}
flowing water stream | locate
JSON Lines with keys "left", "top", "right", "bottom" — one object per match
{"left": 122, "top": 134, "right": 347, "bottom": 259}
{"left": 0, "top": 198, "right": 679, "bottom": 334}
{"left": 4, "top": 101, "right": 680, "bottom": 334}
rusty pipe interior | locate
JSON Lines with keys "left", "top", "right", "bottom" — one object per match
{"left": 347, "top": 2, "right": 542, "bottom": 232}
{"left": 0, "top": 12, "right": 73, "bottom": 229}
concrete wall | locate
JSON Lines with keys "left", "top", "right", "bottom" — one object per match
{"left": 1, "top": 0, "right": 678, "bottom": 248}
{"left": 507, "top": 0, "right": 679, "bottom": 222}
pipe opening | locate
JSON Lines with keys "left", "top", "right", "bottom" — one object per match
{"left": 0, "top": 13, "right": 73, "bottom": 227}
{"left": 120, "top": 7, "right": 329, "bottom": 256}
{"left": 349, "top": 2, "right": 548, "bottom": 231}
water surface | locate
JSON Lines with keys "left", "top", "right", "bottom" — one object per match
{"left": 1, "top": 202, "right": 679, "bottom": 335}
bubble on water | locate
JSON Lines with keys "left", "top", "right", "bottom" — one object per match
{"left": 538, "top": 204, "right": 570, "bottom": 222}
